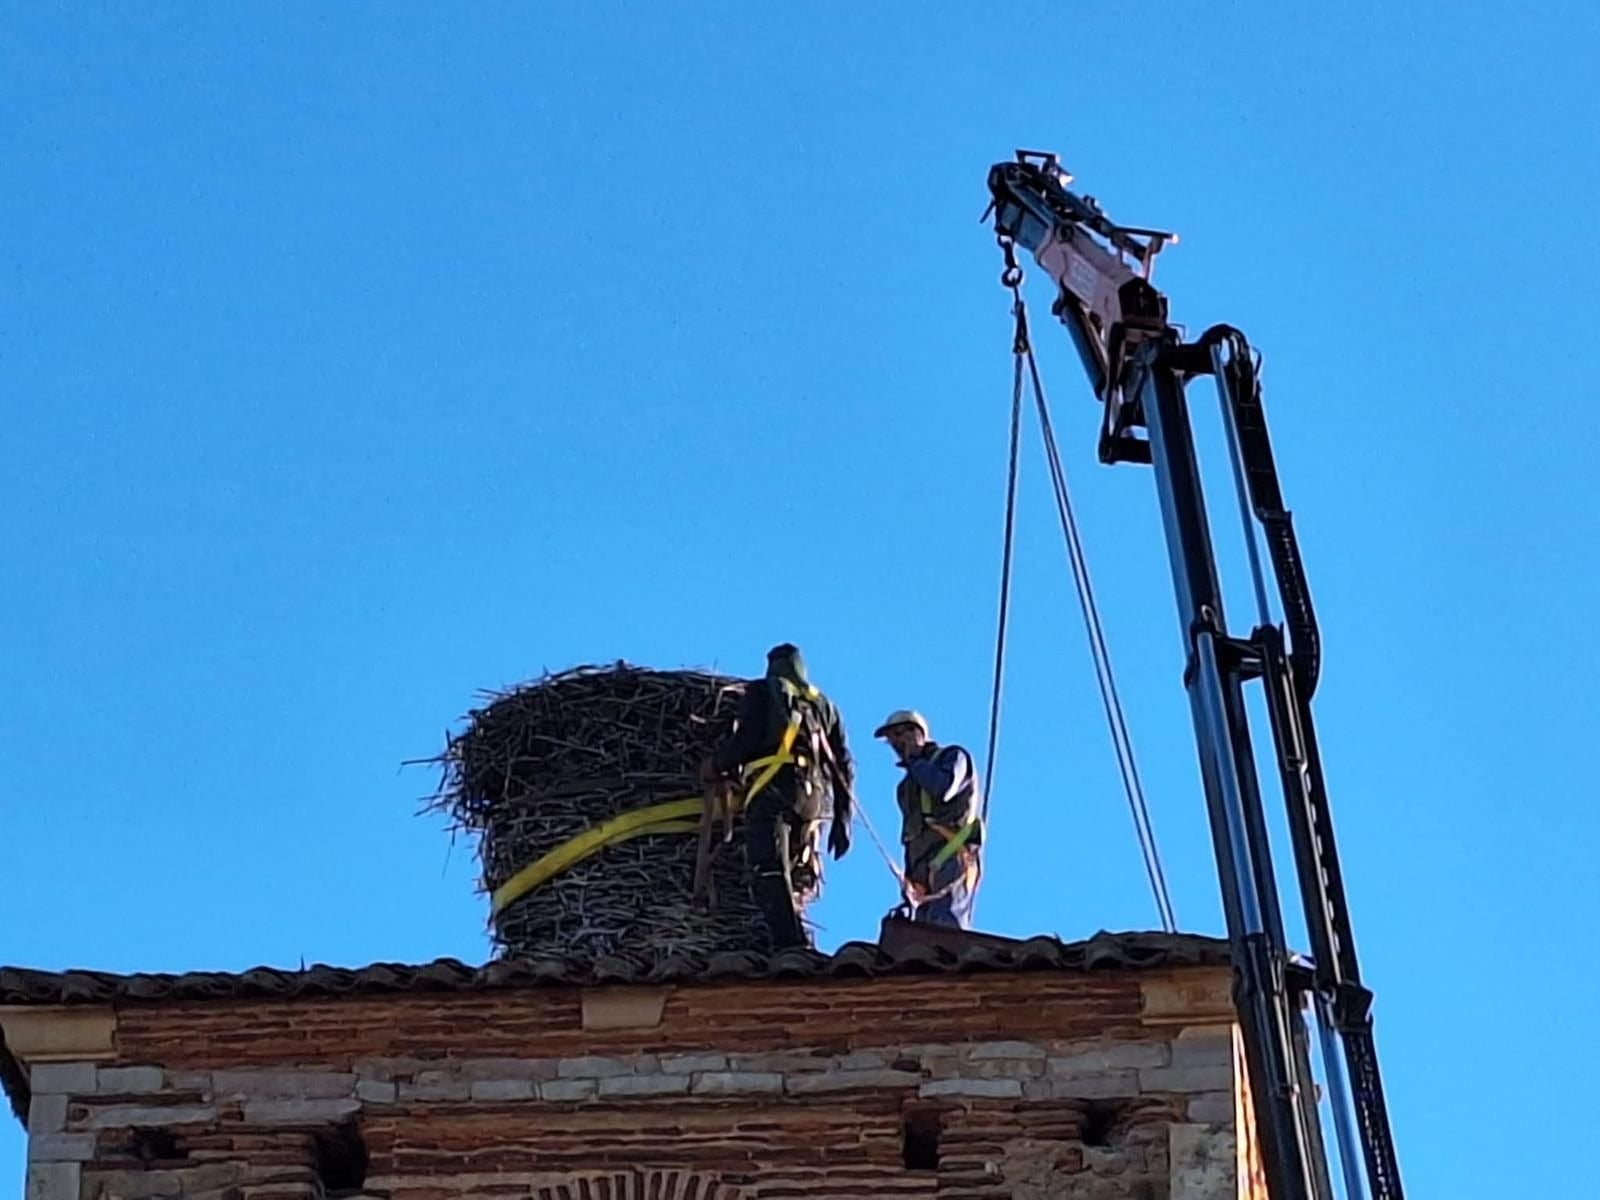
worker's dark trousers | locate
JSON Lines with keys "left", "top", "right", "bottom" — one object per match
{"left": 910, "top": 850, "right": 978, "bottom": 930}
{"left": 744, "top": 778, "right": 818, "bottom": 951}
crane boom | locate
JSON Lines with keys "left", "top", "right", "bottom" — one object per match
{"left": 986, "top": 150, "right": 1403, "bottom": 1200}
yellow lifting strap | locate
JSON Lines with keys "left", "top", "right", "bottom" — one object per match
{"left": 489, "top": 797, "right": 704, "bottom": 917}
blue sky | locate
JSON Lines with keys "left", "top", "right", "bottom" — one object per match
{"left": 3, "top": 4, "right": 1596, "bottom": 1195}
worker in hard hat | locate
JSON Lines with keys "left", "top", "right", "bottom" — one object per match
{"left": 875, "top": 710, "right": 983, "bottom": 929}
{"left": 704, "top": 644, "right": 854, "bottom": 950}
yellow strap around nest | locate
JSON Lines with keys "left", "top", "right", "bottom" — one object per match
{"left": 489, "top": 797, "right": 704, "bottom": 916}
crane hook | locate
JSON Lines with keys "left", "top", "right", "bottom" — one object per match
{"left": 997, "top": 235, "right": 1024, "bottom": 290}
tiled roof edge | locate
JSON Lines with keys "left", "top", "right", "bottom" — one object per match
{"left": 0, "top": 930, "right": 1227, "bottom": 1008}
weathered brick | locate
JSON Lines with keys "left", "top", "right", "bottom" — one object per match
{"left": 25, "top": 1162, "right": 79, "bottom": 1200}
{"left": 689, "top": 1072, "right": 783, "bottom": 1096}
{"left": 556, "top": 1056, "right": 639, "bottom": 1079}
{"left": 81, "top": 1104, "right": 216, "bottom": 1129}
{"left": 1188, "top": 1091, "right": 1235, "bottom": 1124}
{"left": 784, "top": 1069, "right": 921, "bottom": 1095}
{"left": 1040, "top": 1072, "right": 1142, "bottom": 1099}
{"left": 1048, "top": 1042, "right": 1169, "bottom": 1073}
{"left": 212, "top": 1070, "right": 355, "bottom": 1099}
{"left": 28, "top": 1094, "right": 69, "bottom": 1136}
{"left": 459, "top": 1057, "right": 559, "bottom": 1082}
{"left": 597, "top": 1074, "right": 690, "bottom": 1098}
{"left": 29, "top": 1063, "right": 96, "bottom": 1095}
{"left": 356, "top": 1080, "right": 398, "bottom": 1104}
{"left": 97, "top": 1066, "right": 166, "bottom": 1094}
{"left": 242, "top": 1097, "right": 361, "bottom": 1123}
{"left": 966, "top": 1040, "right": 1048, "bottom": 1061}
{"left": 470, "top": 1079, "right": 536, "bottom": 1101}
{"left": 918, "top": 1078, "right": 1023, "bottom": 1099}
{"left": 658, "top": 1053, "right": 728, "bottom": 1075}
{"left": 1141, "top": 1065, "right": 1233, "bottom": 1094}
{"left": 27, "top": 1133, "right": 96, "bottom": 1163}
{"left": 539, "top": 1079, "right": 597, "bottom": 1102}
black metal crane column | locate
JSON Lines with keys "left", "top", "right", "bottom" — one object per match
{"left": 1129, "top": 333, "right": 1333, "bottom": 1200}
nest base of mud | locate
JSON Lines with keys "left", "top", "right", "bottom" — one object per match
{"left": 431, "top": 663, "right": 814, "bottom": 965}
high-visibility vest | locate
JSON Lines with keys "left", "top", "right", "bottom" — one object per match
{"left": 896, "top": 745, "right": 982, "bottom": 873}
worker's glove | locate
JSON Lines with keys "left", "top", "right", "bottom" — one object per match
{"left": 827, "top": 819, "right": 851, "bottom": 860}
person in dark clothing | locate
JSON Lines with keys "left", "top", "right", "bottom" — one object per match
{"left": 875, "top": 709, "right": 983, "bottom": 929}
{"left": 704, "top": 644, "right": 854, "bottom": 949}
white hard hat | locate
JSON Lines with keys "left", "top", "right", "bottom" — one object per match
{"left": 874, "top": 709, "right": 930, "bottom": 739}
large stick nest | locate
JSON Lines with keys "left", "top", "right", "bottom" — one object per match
{"left": 428, "top": 662, "right": 800, "bottom": 964}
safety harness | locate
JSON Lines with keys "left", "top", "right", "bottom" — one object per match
{"left": 740, "top": 677, "right": 824, "bottom": 804}
{"left": 901, "top": 752, "right": 983, "bottom": 907}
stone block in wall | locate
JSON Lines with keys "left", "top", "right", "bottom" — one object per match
{"left": 783, "top": 1068, "right": 921, "bottom": 1095}
{"left": 28, "top": 1094, "right": 69, "bottom": 1136}
{"left": 242, "top": 1097, "right": 361, "bottom": 1124}
{"left": 399, "top": 1072, "right": 470, "bottom": 1101}
{"left": 355, "top": 1057, "right": 435, "bottom": 1082}
{"left": 96, "top": 1066, "right": 166, "bottom": 1094}
{"left": 84, "top": 1163, "right": 244, "bottom": 1200}
{"left": 470, "top": 1079, "right": 537, "bottom": 1101}
{"left": 356, "top": 1080, "right": 398, "bottom": 1104}
{"left": 689, "top": 1072, "right": 783, "bottom": 1096}
{"left": 1034, "top": 1072, "right": 1142, "bottom": 1099}
{"left": 728, "top": 1051, "right": 832, "bottom": 1073}
{"left": 918, "top": 1078, "right": 1023, "bottom": 1099}
{"left": 965, "top": 1041, "right": 1048, "bottom": 1061}
{"left": 460, "top": 1057, "right": 560, "bottom": 1082}
{"left": 540, "top": 1079, "right": 598, "bottom": 1102}
{"left": 658, "top": 1053, "right": 728, "bottom": 1075}
{"left": 1171, "top": 1029, "right": 1234, "bottom": 1068}
{"left": 1141, "top": 1065, "right": 1234, "bottom": 1094}
{"left": 81, "top": 1104, "right": 216, "bottom": 1129}
{"left": 27, "top": 1133, "right": 96, "bottom": 1163}
{"left": 835, "top": 1050, "right": 888, "bottom": 1070}
{"left": 956, "top": 1057, "right": 1046, "bottom": 1081}
{"left": 557, "top": 1055, "right": 649, "bottom": 1079}
{"left": 29, "top": 1063, "right": 97, "bottom": 1095}
{"left": 1187, "top": 1091, "right": 1235, "bottom": 1125}
{"left": 1048, "top": 1041, "right": 1169, "bottom": 1074}
{"left": 212, "top": 1070, "right": 356, "bottom": 1099}
{"left": 1170, "top": 1122, "right": 1237, "bottom": 1200}
{"left": 900, "top": 1043, "right": 961, "bottom": 1064}
{"left": 25, "top": 1162, "right": 79, "bottom": 1200}
{"left": 597, "top": 1074, "right": 690, "bottom": 1099}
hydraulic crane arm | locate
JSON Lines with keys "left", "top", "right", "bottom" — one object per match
{"left": 986, "top": 150, "right": 1402, "bottom": 1200}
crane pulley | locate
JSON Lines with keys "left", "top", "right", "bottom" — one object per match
{"left": 984, "top": 150, "right": 1404, "bottom": 1200}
